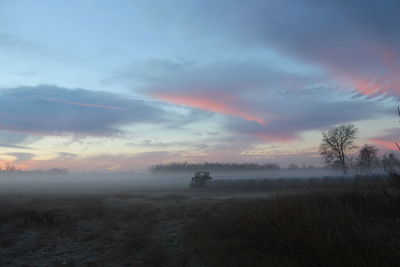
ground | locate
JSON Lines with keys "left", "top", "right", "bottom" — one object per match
{"left": 0, "top": 190, "right": 276, "bottom": 267}
{"left": 1, "top": 185, "right": 399, "bottom": 267}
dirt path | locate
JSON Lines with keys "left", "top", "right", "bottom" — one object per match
{"left": 155, "top": 219, "right": 186, "bottom": 265}
{"left": 145, "top": 199, "right": 206, "bottom": 267}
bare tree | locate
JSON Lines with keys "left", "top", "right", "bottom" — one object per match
{"left": 320, "top": 124, "right": 358, "bottom": 175}
{"left": 357, "top": 144, "right": 379, "bottom": 173}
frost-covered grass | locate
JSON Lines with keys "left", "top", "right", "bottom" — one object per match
{"left": 0, "top": 194, "right": 162, "bottom": 266}
{"left": 186, "top": 191, "right": 400, "bottom": 267}
{"left": 1, "top": 179, "right": 399, "bottom": 266}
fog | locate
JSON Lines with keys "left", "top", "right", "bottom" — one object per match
{"left": 0, "top": 168, "right": 383, "bottom": 194}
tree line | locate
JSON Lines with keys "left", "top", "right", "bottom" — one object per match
{"left": 151, "top": 123, "right": 398, "bottom": 174}
{"left": 149, "top": 162, "right": 281, "bottom": 173}
{"left": 0, "top": 163, "right": 69, "bottom": 175}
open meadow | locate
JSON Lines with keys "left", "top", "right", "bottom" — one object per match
{"left": 3, "top": 1, "right": 400, "bottom": 266}
{"left": 1, "top": 173, "right": 399, "bottom": 267}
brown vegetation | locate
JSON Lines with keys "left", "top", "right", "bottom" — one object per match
{"left": 186, "top": 191, "right": 400, "bottom": 267}
{"left": 0, "top": 176, "right": 399, "bottom": 266}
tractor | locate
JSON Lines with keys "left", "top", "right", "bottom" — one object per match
{"left": 190, "top": 171, "right": 212, "bottom": 188}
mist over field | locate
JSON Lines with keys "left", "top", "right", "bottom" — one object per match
{"left": 2, "top": 0, "right": 400, "bottom": 266}
{"left": 0, "top": 167, "right": 384, "bottom": 194}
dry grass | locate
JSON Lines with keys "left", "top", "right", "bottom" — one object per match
{"left": 205, "top": 174, "right": 388, "bottom": 191}
{"left": 1, "top": 183, "right": 399, "bottom": 266}
{"left": 186, "top": 191, "right": 400, "bottom": 267}
{"left": 0, "top": 194, "right": 161, "bottom": 266}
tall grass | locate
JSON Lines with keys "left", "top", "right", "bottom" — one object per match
{"left": 186, "top": 191, "right": 400, "bottom": 267}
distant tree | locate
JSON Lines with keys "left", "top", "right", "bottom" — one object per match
{"left": 288, "top": 163, "right": 299, "bottom": 170}
{"left": 357, "top": 144, "right": 379, "bottom": 173}
{"left": 382, "top": 152, "right": 400, "bottom": 172}
{"left": 48, "top": 168, "right": 69, "bottom": 174}
{"left": 0, "top": 162, "right": 15, "bottom": 173}
{"left": 149, "top": 162, "right": 280, "bottom": 172}
{"left": 320, "top": 124, "right": 358, "bottom": 175}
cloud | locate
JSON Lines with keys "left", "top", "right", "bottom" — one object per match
{"left": 0, "top": 131, "right": 38, "bottom": 148}
{"left": 137, "top": 59, "right": 323, "bottom": 118}
{"left": 24, "top": 151, "right": 175, "bottom": 172}
{"left": 189, "top": 0, "right": 400, "bottom": 99}
{"left": 122, "top": 59, "right": 389, "bottom": 142}
{"left": 154, "top": 93, "right": 266, "bottom": 125}
{"left": 0, "top": 144, "right": 32, "bottom": 149}
{"left": 104, "top": 1, "right": 397, "bottom": 144}
{"left": 108, "top": 0, "right": 398, "bottom": 143}
{"left": 7, "top": 152, "right": 35, "bottom": 162}
{"left": 0, "top": 32, "right": 40, "bottom": 50}
{"left": 129, "top": 139, "right": 209, "bottom": 150}
{"left": 369, "top": 128, "right": 400, "bottom": 150}
{"left": 227, "top": 96, "right": 389, "bottom": 142}
{"left": 0, "top": 85, "right": 169, "bottom": 137}
{"left": 56, "top": 152, "right": 79, "bottom": 160}
{"left": 0, "top": 31, "right": 80, "bottom": 65}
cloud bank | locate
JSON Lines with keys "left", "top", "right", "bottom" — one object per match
{"left": 0, "top": 85, "right": 167, "bottom": 137}
{"left": 191, "top": 0, "right": 400, "bottom": 98}
{"left": 123, "top": 59, "right": 390, "bottom": 142}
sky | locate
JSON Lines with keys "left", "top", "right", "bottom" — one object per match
{"left": 0, "top": 0, "right": 399, "bottom": 172}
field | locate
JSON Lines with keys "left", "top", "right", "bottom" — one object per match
{"left": 1, "top": 175, "right": 400, "bottom": 266}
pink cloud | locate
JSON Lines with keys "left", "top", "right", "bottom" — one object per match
{"left": 331, "top": 46, "right": 400, "bottom": 98}
{"left": 370, "top": 138, "right": 398, "bottom": 151}
{"left": 349, "top": 72, "right": 400, "bottom": 97}
{"left": 153, "top": 93, "right": 266, "bottom": 125}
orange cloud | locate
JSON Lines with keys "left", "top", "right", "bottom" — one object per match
{"left": 154, "top": 93, "right": 266, "bottom": 125}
